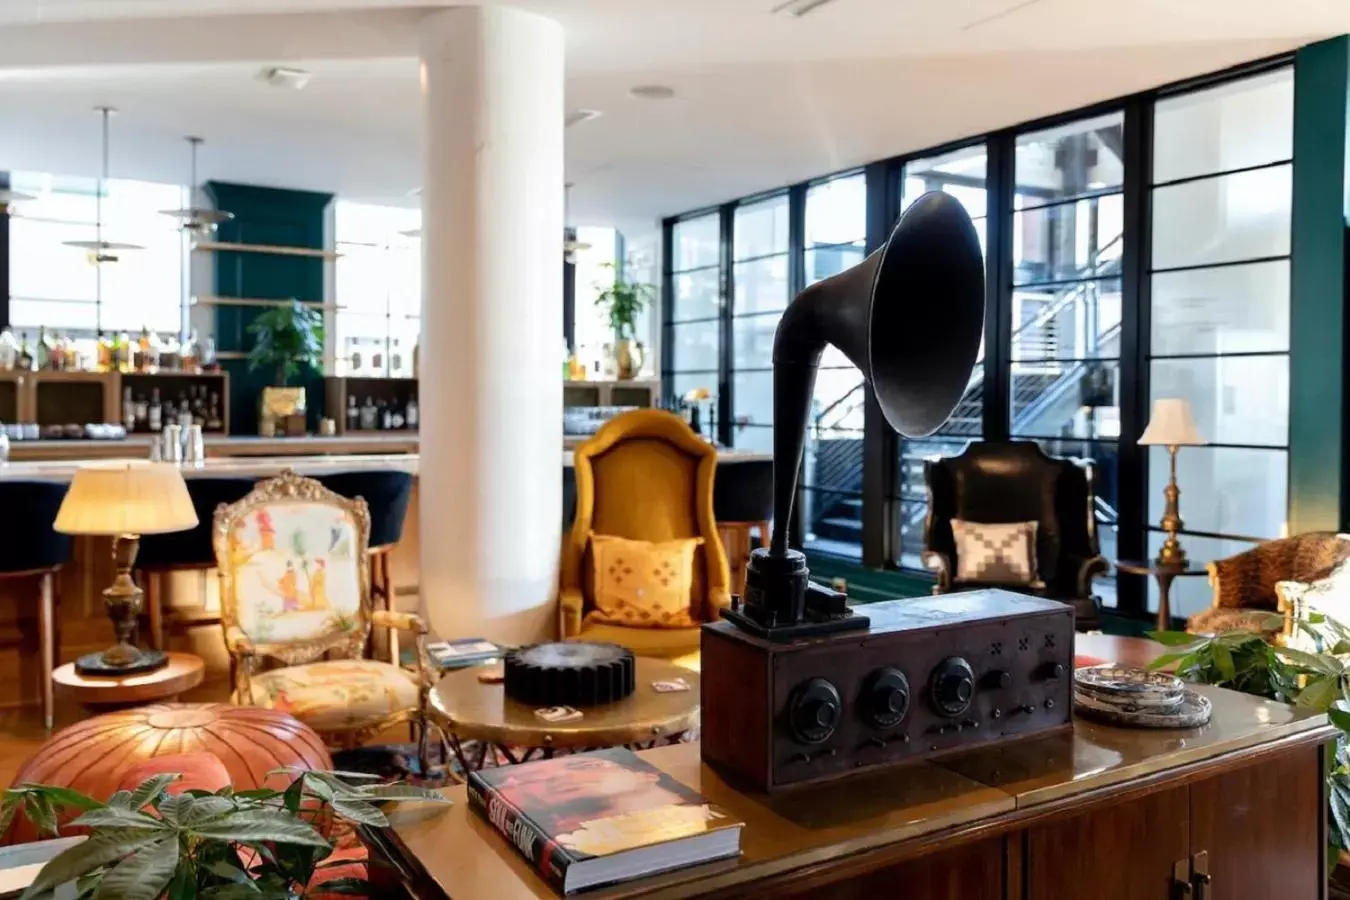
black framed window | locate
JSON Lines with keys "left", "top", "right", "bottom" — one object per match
{"left": 666, "top": 212, "right": 723, "bottom": 424}
{"left": 1143, "top": 66, "right": 1294, "bottom": 620}
{"left": 798, "top": 172, "right": 867, "bottom": 560}
{"left": 729, "top": 193, "right": 790, "bottom": 452}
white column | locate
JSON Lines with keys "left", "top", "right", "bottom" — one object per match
{"left": 419, "top": 6, "right": 564, "bottom": 644}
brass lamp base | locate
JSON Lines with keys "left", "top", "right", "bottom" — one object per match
{"left": 1154, "top": 444, "right": 1188, "bottom": 568}
{"left": 75, "top": 534, "right": 170, "bottom": 677}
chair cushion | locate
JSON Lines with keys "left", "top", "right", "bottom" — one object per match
{"left": 951, "top": 519, "right": 1043, "bottom": 588}
{"left": 1275, "top": 557, "right": 1350, "bottom": 649}
{"left": 1187, "top": 606, "right": 1281, "bottom": 636}
{"left": 588, "top": 533, "right": 702, "bottom": 628}
{"left": 574, "top": 622, "right": 703, "bottom": 659}
{"left": 240, "top": 660, "right": 418, "bottom": 732}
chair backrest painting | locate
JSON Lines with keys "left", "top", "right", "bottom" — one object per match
{"left": 214, "top": 470, "right": 371, "bottom": 663}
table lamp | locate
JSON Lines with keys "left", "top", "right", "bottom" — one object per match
{"left": 54, "top": 462, "right": 198, "bottom": 675}
{"left": 1138, "top": 398, "right": 1207, "bottom": 567}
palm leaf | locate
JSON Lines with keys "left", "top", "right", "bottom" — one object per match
{"left": 90, "top": 836, "right": 179, "bottom": 900}
{"left": 187, "top": 810, "right": 328, "bottom": 848}
{"left": 128, "top": 775, "right": 179, "bottom": 811}
{"left": 22, "top": 831, "right": 165, "bottom": 896}
{"left": 330, "top": 799, "right": 388, "bottom": 828}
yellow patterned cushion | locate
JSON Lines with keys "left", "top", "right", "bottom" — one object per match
{"left": 586, "top": 533, "right": 702, "bottom": 628}
{"left": 239, "top": 660, "right": 418, "bottom": 732}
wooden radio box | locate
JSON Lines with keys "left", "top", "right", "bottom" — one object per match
{"left": 700, "top": 590, "right": 1075, "bottom": 792}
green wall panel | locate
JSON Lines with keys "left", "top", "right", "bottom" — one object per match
{"left": 1290, "top": 39, "right": 1350, "bottom": 533}
{"left": 204, "top": 181, "right": 331, "bottom": 435}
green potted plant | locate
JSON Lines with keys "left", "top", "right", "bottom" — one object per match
{"left": 3, "top": 768, "right": 448, "bottom": 899}
{"left": 247, "top": 300, "right": 324, "bottom": 436}
{"left": 594, "top": 261, "right": 656, "bottom": 380}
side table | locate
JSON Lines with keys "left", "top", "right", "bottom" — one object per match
{"left": 53, "top": 651, "right": 205, "bottom": 712}
{"left": 1114, "top": 559, "right": 1208, "bottom": 631}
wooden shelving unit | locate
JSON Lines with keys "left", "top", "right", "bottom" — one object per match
{"left": 563, "top": 379, "right": 660, "bottom": 408}
{"left": 324, "top": 376, "right": 418, "bottom": 435}
{"left": 0, "top": 370, "right": 231, "bottom": 433}
{"left": 193, "top": 240, "right": 339, "bottom": 260}
{"left": 191, "top": 295, "right": 339, "bottom": 311}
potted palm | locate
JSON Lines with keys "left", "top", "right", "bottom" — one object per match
{"left": 594, "top": 262, "right": 656, "bottom": 380}
{"left": 247, "top": 300, "right": 324, "bottom": 436}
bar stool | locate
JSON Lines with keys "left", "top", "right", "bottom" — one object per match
{"left": 0, "top": 481, "right": 72, "bottom": 729}
{"left": 137, "top": 478, "right": 258, "bottom": 651}
{"left": 713, "top": 460, "right": 774, "bottom": 596}
{"left": 317, "top": 471, "right": 414, "bottom": 615}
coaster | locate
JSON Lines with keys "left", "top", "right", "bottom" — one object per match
{"left": 1075, "top": 687, "right": 1212, "bottom": 729}
{"left": 1074, "top": 664, "right": 1183, "bottom": 697}
{"left": 534, "top": 706, "right": 583, "bottom": 723}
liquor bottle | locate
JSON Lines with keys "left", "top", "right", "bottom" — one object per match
{"left": 160, "top": 333, "right": 181, "bottom": 372}
{"left": 178, "top": 392, "right": 190, "bottom": 425}
{"left": 182, "top": 328, "right": 200, "bottom": 373}
{"left": 135, "top": 326, "right": 150, "bottom": 372}
{"left": 122, "top": 387, "right": 136, "bottom": 431}
{"left": 201, "top": 335, "right": 218, "bottom": 372}
{"left": 390, "top": 340, "right": 403, "bottom": 377}
{"left": 147, "top": 388, "right": 163, "bottom": 432}
{"left": 96, "top": 330, "right": 113, "bottom": 373}
{"left": 134, "top": 393, "right": 149, "bottom": 431}
{"left": 0, "top": 327, "right": 17, "bottom": 371}
{"left": 49, "top": 333, "right": 66, "bottom": 372}
{"left": 206, "top": 392, "right": 223, "bottom": 432}
{"left": 371, "top": 345, "right": 385, "bottom": 374}
{"left": 146, "top": 330, "right": 163, "bottom": 373}
{"left": 17, "top": 332, "right": 33, "bottom": 371}
{"left": 359, "top": 397, "right": 377, "bottom": 431}
{"left": 405, "top": 394, "right": 419, "bottom": 430}
{"left": 346, "top": 395, "right": 359, "bottom": 432}
{"left": 390, "top": 404, "right": 405, "bottom": 430}
{"left": 35, "top": 327, "right": 50, "bottom": 371}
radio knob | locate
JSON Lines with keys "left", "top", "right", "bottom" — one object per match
{"left": 861, "top": 668, "right": 910, "bottom": 729}
{"left": 930, "top": 657, "right": 976, "bottom": 718}
{"left": 787, "top": 677, "right": 842, "bottom": 745}
{"left": 982, "top": 669, "right": 1013, "bottom": 690}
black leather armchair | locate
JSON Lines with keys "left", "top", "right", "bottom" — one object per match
{"left": 923, "top": 440, "right": 1108, "bottom": 630}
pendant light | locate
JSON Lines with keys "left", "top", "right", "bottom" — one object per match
{"left": 160, "top": 136, "right": 233, "bottom": 232}
{"left": 0, "top": 189, "right": 34, "bottom": 215}
{"left": 63, "top": 106, "right": 144, "bottom": 263}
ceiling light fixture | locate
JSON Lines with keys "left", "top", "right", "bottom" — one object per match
{"left": 259, "top": 66, "right": 312, "bottom": 90}
{"left": 628, "top": 85, "right": 676, "bottom": 101}
{"left": 0, "top": 189, "right": 33, "bottom": 215}
{"left": 160, "top": 137, "right": 234, "bottom": 233}
{"left": 565, "top": 109, "right": 603, "bottom": 128}
{"left": 771, "top": 0, "right": 842, "bottom": 17}
{"left": 63, "top": 107, "right": 144, "bottom": 264}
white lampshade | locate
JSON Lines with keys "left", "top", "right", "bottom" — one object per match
{"left": 1139, "top": 398, "right": 1207, "bottom": 447}
{"left": 54, "top": 462, "right": 198, "bottom": 536}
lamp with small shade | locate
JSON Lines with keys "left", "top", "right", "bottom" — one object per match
{"left": 1138, "top": 398, "right": 1207, "bottom": 567}
{"left": 54, "top": 463, "right": 198, "bottom": 675}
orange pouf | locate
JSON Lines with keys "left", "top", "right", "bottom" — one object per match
{"left": 6, "top": 703, "right": 332, "bottom": 844}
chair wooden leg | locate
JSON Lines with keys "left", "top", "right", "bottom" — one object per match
{"left": 380, "top": 552, "right": 393, "bottom": 612}
{"left": 38, "top": 572, "right": 55, "bottom": 730}
{"left": 147, "top": 572, "right": 164, "bottom": 652}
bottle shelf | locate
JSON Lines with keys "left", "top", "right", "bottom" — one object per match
{"left": 192, "top": 240, "right": 340, "bottom": 261}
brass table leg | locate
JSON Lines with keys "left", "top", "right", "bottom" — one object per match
{"left": 39, "top": 572, "right": 54, "bottom": 730}
{"left": 1156, "top": 570, "right": 1179, "bottom": 632}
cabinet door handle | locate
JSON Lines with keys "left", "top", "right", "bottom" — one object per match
{"left": 1171, "top": 859, "right": 1193, "bottom": 899}
{"left": 1191, "top": 851, "right": 1210, "bottom": 900}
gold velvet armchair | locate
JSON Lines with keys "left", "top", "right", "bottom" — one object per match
{"left": 213, "top": 470, "right": 431, "bottom": 763}
{"left": 1187, "top": 532, "right": 1350, "bottom": 638}
{"left": 560, "top": 409, "right": 732, "bottom": 658}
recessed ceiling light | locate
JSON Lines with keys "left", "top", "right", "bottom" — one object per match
{"left": 565, "top": 109, "right": 603, "bottom": 128}
{"left": 771, "top": 0, "right": 842, "bottom": 17}
{"left": 258, "top": 66, "right": 311, "bottom": 90}
{"left": 629, "top": 85, "right": 676, "bottom": 101}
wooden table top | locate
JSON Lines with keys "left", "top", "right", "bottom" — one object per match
{"left": 428, "top": 657, "right": 701, "bottom": 748}
{"left": 376, "top": 636, "right": 1335, "bottom": 900}
{"left": 52, "top": 652, "right": 205, "bottom": 705}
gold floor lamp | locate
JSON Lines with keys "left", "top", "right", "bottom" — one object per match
{"left": 1138, "top": 398, "right": 1207, "bottom": 568}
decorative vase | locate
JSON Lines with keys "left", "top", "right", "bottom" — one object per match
{"left": 260, "top": 386, "right": 306, "bottom": 436}
{"left": 613, "top": 339, "right": 644, "bottom": 380}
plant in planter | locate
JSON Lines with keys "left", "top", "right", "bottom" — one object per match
{"left": 594, "top": 261, "right": 656, "bottom": 380}
{"left": 246, "top": 300, "right": 324, "bottom": 436}
{"left": 4, "top": 767, "right": 449, "bottom": 899}
{"left": 1148, "top": 614, "right": 1350, "bottom": 850}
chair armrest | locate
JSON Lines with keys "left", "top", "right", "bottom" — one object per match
{"left": 224, "top": 625, "right": 256, "bottom": 702}
{"left": 1069, "top": 554, "right": 1111, "bottom": 598}
{"left": 706, "top": 587, "right": 732, "bottom": 619}
{"left": 559, "top": 587, "right": 585, "bottom": 638}
{"left": 225, "top": 624, "right": 256, "bottom": 657}
{"left": 923, "top": 551, "right": 952, "bottom": 594}
{"left": 371, "top": 610, "right": 427, "bottom": 635}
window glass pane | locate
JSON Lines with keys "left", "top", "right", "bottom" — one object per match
{"left": 805, "top": 174, "right": 865, "bottom": 247}
{"left": 572, "top": 226, "right": 618, "bottom": 357}
{"left": 10, "top": 220, "right": 97, "bottom": 305}
{"left": 335, "top": 201, "right": 421, "bottom": 377}
{"left": 670, "top": 373, "right": 719, "bottom": 435}
{"left": 733, "top": 424, "right": 773, "bottom": 452}
{"left": 671, "top": 268, "right": 721, "bottom": 323}
{"left": 672, "top": 214, "right": 719, "bottom": 271}
{"left": 1011, "top": 279, "right": 1122, "bottom": 361}
{"left": 801, "top": 487, "right": 863, "bottom": 560}
{"left": 1151, "top": 165, "right": 1291, "bottom": 270}
{"left": 1149, "top": 356, "right": 1288, "bottom": 446}
{"left": 1153, "top": 67, "right": 1293, "bottom": 184}
{"left": 901, "top": 145, "right": 988, "bottom": 222}
{"left": 1013, "top": 194, "right": 1122, "bottom": 285}
{"left": 733, "top": 256, "right": 789, "bottom": 315}
{"left": 670, "top": 320, "right": 721, "bottom": 373}
{"left": 733, "top": 195, "right": 789, "bottom": 260}
{"left": 1142, "top": 533, "right": 1261, "bottom": 618}
{"left": 892, "top": 436, "right": 973, "bottom": 570}
{"left": 1011, "top": 359, "right": 1119, "bottom": 440}
{"left": 1150, "top": 261, "right": 1289, "bottom": 356}
{"left": 1015, "top": 112, "right": 1124, "bottom": 208}
{"left": 1148, "top": 446, "right": 1287, "bottom": 541}
{"left": 732, "top": 369, "right": 773, "bottom": 430}
{"left": 732, "top": 313, "right": 776, "bottom": 371}
{"left": 805, "top": 244, "right": 865, "bottom": 285}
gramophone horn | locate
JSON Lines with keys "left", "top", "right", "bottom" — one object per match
{"left": 768, "top": 191, "right": 985, "bottom": 555}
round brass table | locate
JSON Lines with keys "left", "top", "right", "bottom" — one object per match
{"left": 430, "top": 657, "right": 700, "bottom": 772}
{"left": 53, "top": 652, "right": 206, "bottom": 711}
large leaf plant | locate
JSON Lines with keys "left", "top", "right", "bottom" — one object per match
{"left": 4, "top": 768, "right": 449, "bottom": 900}
{"left": 1148, "top": 611, "right": 1350, "bottom": 851}
{"left": 246, "top": 300, "right": 324, "bottom": 387}
{"left": 593, "top": 261, "right": 656, "bottom": 343}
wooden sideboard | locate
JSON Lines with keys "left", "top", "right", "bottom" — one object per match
{"left": 365, "top": 684, "right": 1332, "bottom": 899}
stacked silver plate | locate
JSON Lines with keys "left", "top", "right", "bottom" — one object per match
{"left": 1073, "top": 664, "right": 1213, "bottom": 728}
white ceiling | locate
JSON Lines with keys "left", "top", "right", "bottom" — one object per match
{"left": 0, "top": 0, "right": 1342, "bottom": 234}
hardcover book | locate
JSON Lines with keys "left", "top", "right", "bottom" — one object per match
{"left": 467, "top": 747, "right": 742, "bottom": 894}
{"left": 425, "top": 638, "right": 503, "bottom": 669}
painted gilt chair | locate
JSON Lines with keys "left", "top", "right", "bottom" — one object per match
{"left": 212, "top": 470, "right": 431, "bottom": 766}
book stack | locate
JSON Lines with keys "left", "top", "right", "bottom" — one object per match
{"left": 426, "top": 638, "right": 503, "bottom": 670}
{"left": 468, "top": 748, "right": 742, "bottom": 894}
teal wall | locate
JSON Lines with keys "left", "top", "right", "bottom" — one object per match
{"left": 204, "top": 181, "right": 331, "bottom": 435}
{"left": 1290, "top": 38, "right": 1350, "bottom": 533}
